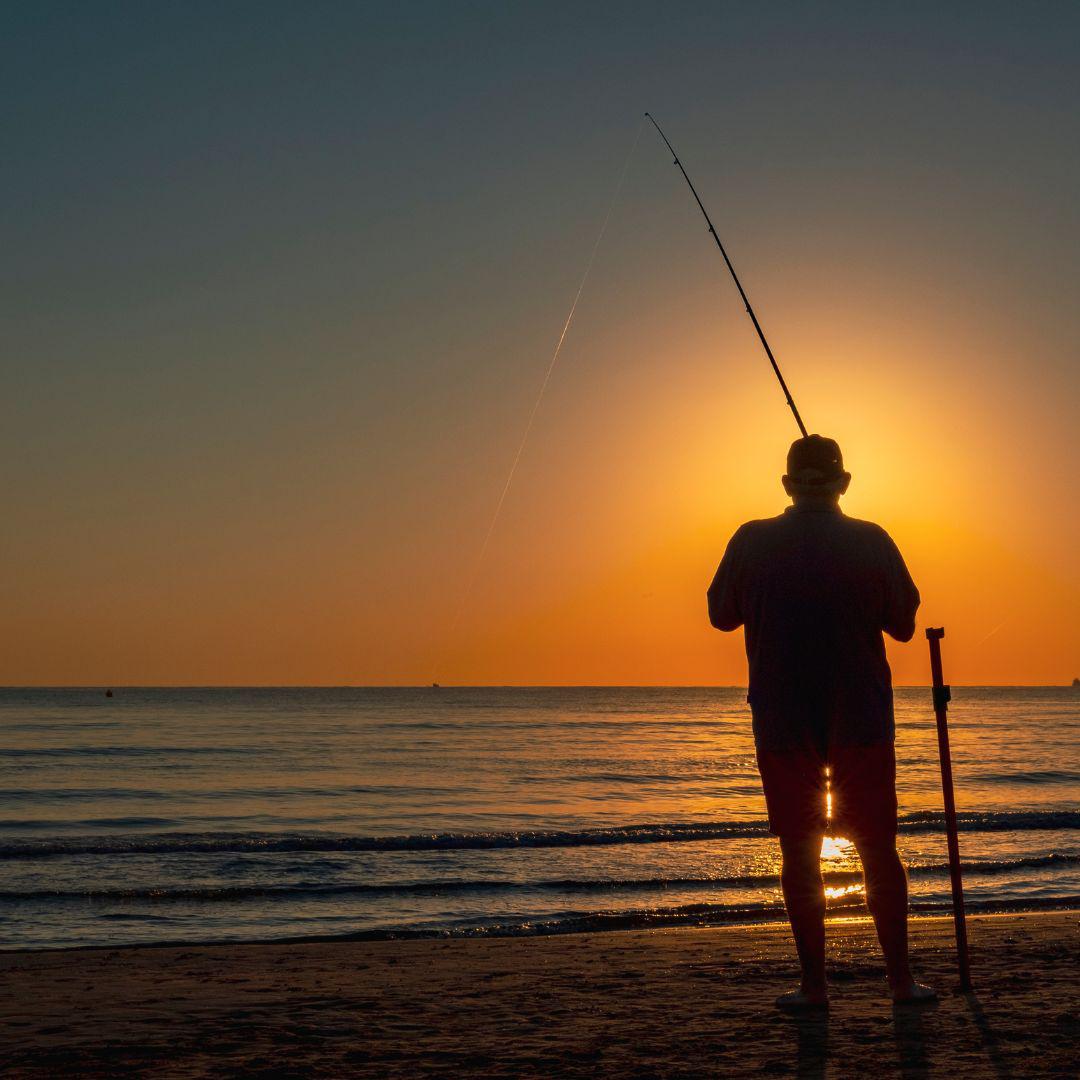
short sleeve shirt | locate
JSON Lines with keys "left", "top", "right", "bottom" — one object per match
{"left": 707, "top": 505, "right": 920, "bottom": 753}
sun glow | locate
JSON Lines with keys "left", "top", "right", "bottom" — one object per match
{"left": 824, "top": 881, "right": 863, "bottom": 901}
{"left": 821, "top": 835, "right": 854, "bottom": 860}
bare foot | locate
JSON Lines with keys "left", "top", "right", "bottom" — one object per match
{"left": 892, "top": 981, "right": 937, "bottom": 1005}
{"left": 776, "top": 988, "right": 829, "bottom": 1011}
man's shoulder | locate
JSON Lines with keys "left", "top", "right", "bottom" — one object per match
{"left": 837, "top": 514, "right": 895, "bottom": 543}
{"left": 739, "top": 511, "right": 899, "bottom": 549}
{"left": 737, "top": 511, "right": 873, "bottom": 532}
{"left": 731, "top": 514, "right": 787, "bottom": 539}
{"left": 723, "top": 515, "right": 792, "bottom": 557}
{"left": 833, "top": 515, "right": 910, "bottom": 568}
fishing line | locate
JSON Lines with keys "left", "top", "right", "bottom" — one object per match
{"left": 429, "top": 119, "right": 644, "bottom": 684}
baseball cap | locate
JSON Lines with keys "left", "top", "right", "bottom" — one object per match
{"left": 786, "top": 435, "right": 846, "bottom": 485}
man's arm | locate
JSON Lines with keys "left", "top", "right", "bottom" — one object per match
{"left": 707, "top": 527, "right": 746, "bottom": 631}
{"left": 880, "top": 531, "right": 920, "bottom": 642}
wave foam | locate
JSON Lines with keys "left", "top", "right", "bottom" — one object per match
{"left": 2, "top": 810, "right": 1077, "bottom": 860}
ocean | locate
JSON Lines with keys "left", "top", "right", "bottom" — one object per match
{"left": 1, "top": 687, "right": 1077, "bottom": 950}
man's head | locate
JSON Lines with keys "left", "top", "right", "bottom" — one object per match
{"left": 782, "top": 434, "right": 850, "bottom": 504}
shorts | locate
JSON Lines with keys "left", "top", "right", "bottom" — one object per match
{"left": 755, "top": 742, "right": 898, "bottom": 842}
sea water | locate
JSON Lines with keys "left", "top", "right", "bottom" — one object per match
{"left": 1, "top": 687, "right": 1077, "bottom": 949}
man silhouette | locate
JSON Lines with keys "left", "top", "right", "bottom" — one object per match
{"left": 708, "top": 435, "right": 935, "bottom": 1008}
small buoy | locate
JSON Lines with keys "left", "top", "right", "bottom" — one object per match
{"left": 105, "top": 689, "right": 114, "bottom": 698}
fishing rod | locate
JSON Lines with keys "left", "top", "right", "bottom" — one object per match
{"left": 645, "top": 113, "right": 808, "bottom": 437}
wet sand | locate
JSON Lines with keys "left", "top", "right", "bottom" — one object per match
{"left": 2, "top": 911, "right": 1076, "bottom": 1077}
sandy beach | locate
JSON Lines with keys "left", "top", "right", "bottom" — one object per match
{"left": 2, "top": 911, "right": 1076, "bottom": 1078}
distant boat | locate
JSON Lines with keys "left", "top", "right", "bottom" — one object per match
{"left": 105, "top": 689, "right": 114, "bottom": 698}
{"left": 1073, "top": 677, "right": 1079, "bottom": 688}
{"left": 431, "top": 682, "right": 440, "bottom": 689}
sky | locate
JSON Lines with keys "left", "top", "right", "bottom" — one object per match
{"left": 3, "top": 2, "right": 1078, "bottom": 686}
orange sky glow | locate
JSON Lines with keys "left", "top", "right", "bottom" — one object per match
{"left": 9, "top": 262, "right": 1074, "bottom": 687}
{"left": 5, "top": 8, "right": 1077, "bottom": 687}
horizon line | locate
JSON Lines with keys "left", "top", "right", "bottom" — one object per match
{"left": 1, "top": 683, "right": 1074, "bottom": 691}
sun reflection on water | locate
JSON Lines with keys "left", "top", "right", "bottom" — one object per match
{"left": 820, "top": 832, "right": 862, "bottom": 901}
{"left": 824, "top": 881, "right": 864, "bottom": 901}
{"left": 821, "top": 835, "right": 853, "bottom": 860}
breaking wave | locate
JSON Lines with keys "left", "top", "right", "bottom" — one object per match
{"left": 3, "top": 810, "right": 1077, "bottom": 860}
{"left": 2, "top": 853, "right": 1076, "bottom": 905}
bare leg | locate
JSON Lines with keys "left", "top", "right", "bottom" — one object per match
{"left": 777, "top": 833, "right": 828, "bottom": 1006}
{"left": 854, "top": 838, "right": 935, "bottom": 1002}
